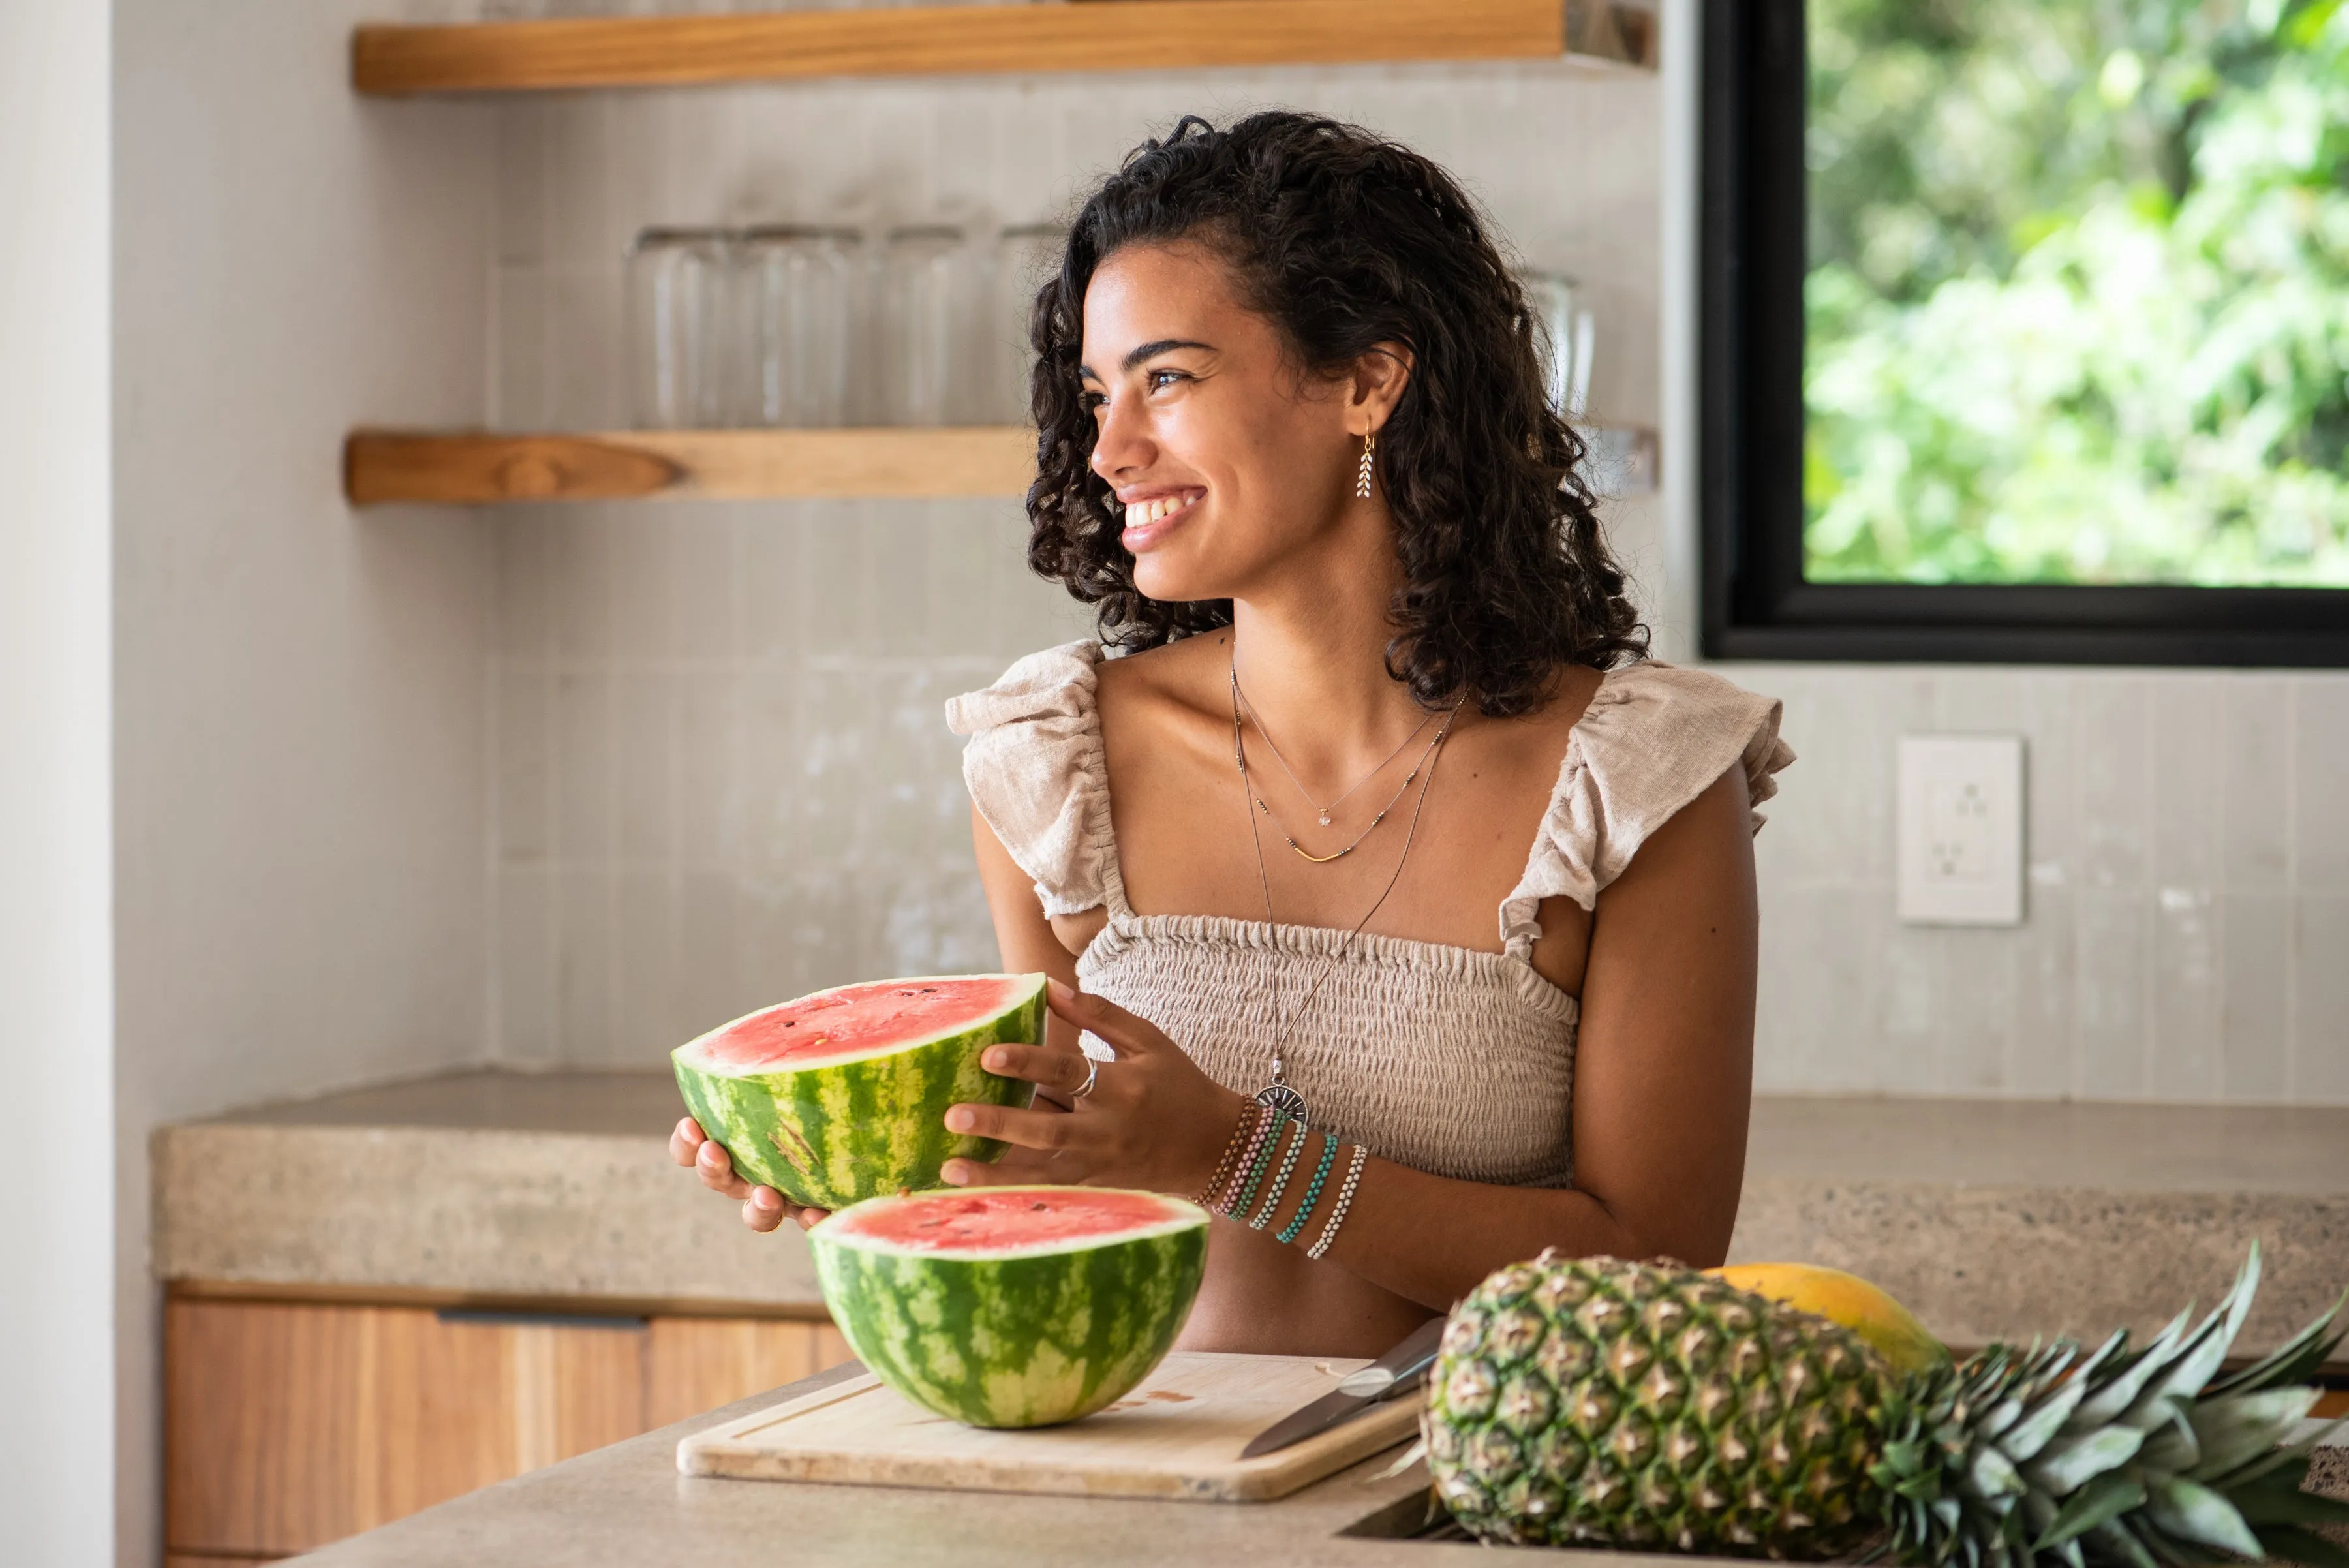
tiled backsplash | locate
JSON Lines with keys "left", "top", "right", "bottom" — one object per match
{"left": 1738, "top": 665, "right": 2349, "bottom": 1103}
{"left": 491, "top": 496, "right": 1090, "bottom": 1063}
{"left": 482, "top": 57, "right": 2346, "bottom": 1103}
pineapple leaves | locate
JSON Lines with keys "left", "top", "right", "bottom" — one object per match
{"left": 2183, "top": 1387, "right": 2321, "bottom": 1481}
{"left": 2001, "top": 1377, "right": 2091, "bottom": 1464}
{"left": 1966, "top": 1442, "right": 2027, "bottom": 1502}
{"left": 2070, "top": 1311, "right": 2194, "bottom": 1429}
{"left": 2207, "top": 1291, "right": 2349, "bottom": 1398}
{"left": 2031, "top": 1471, "right": 2147, "bottom": 1551}
{"left": 2134, "top": 1409, "right": 2200, "bottom": 1475}
{"left": 2115, "top": 1256, "right": 2261, "bottom": 1437}
{"left": 2140, "top": 1475, "right": 2264, "bottom": 1560}
{"left": 2084, "top": 1518, "right": 2162, "bottom": 1568}
{"left": 2023, "top": 1424, "right": 2149, "bottom": 1495}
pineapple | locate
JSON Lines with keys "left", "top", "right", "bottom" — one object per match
{"left": 1425, "top": 1247, "right": 2349, "bottom": 1566}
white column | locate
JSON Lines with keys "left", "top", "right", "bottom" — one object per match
{"left": 0, "top": 4, "right": 117, "bottom": 1567}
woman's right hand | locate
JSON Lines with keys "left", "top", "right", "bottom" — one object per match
{"left": 669, "top": 1116, "right": 829, "bottom": 1233}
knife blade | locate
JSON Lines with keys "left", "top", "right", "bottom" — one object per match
{"left": 1239, "top": 1316, "right": 1447, "bottom": 1459}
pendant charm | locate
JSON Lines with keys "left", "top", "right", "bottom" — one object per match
{"left": 1254, "top": 1081, "right": 1309, "bottom": 1126}
{"left": 1317, "top": 810, "right": 1332, "bottom": 826}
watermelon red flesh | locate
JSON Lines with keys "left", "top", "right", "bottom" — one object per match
{"left": 671, "top": 973, "right": 1045, "bottom": 1212}
{"left": 811, "top": 1186, "right": 1208, "bottom": 1429}
{"left": 680, "top": 976, "right": 1032, "bottom": 1072}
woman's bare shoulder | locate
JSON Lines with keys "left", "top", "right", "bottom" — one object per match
{"left": 1094, "top": 630, "right": 1234, "bottom": 722}
{"left": 1471, "top": 663, "right": 1607, "bottom": 779}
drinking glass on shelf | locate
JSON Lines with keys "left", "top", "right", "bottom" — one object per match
{"left": 990, "top": 223, "right": 1066, "bottom": 426}
{"left": 1522, "top": 270, "right": 1595, "bottom": 419}
{"left": 626, "top": 226, "right": 737, "bottom": 430}
{"left": 878, "top": 224, "right": 980, "bottom": 426}
{"left": 739, "top": 226, "right": 860, "bottom": 428}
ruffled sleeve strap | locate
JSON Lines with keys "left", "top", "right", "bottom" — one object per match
{"left": 1498, "top": 662, "right": 1795, "bottom": 955}
{"left": 943, "top": 641, "right": 1117, "bottom": 919}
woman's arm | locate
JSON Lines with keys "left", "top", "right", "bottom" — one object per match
{"left": 970, "top": 803, "right": 1090, "bottom": 1058}
{"left": 1296, "top": 763, "right": 1757, "bottom": 1302}
{"left": 947, "top": 765, "right": 1757, "bottom": 1308}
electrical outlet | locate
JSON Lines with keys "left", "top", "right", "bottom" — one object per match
{"left": 1896, "top": 735, "right": 2025, "bottom": 926}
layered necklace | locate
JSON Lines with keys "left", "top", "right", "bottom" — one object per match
{"left": 1229, "top": 658, "right": 1462, "bottom": 1125}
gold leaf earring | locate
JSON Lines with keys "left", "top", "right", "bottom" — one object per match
{"left": 1355, "top": 431, "right": 1377, "bottom": 500}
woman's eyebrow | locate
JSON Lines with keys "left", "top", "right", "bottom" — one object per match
{"left": 1123, "top": 337, "right": 1214, "bottom": 370}
{"left": 1077, "top": 339, "right": 1216, "bottom": 383}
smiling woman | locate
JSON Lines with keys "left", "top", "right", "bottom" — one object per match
{"left": 675, "top": 113, "right": 1794, "bottom": 1359}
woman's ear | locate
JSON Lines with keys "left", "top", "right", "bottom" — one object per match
{"left": 1351, "top": 341, "right": 1415, "bottom": 434}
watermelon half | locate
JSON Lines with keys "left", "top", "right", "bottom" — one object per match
{"left": 672, "top": 973, "right": 1046, "bottom": 1211}
{"left": 810, "top": 1186, "right": 1209, "bottom": 1428}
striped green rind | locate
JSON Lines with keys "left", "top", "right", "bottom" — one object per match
{"left": 811, "top": 1191, "right": 1209, "bottom": 1428}
{"left": 671, "top": 975, "right": 1045, "bottom": 1210}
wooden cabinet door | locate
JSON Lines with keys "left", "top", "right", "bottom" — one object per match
{"left": 644, "top": 1317, "right": 855, "bottom": 1427}
{"left": 166, "top": 1299, "right": 647, "bottom": 1557}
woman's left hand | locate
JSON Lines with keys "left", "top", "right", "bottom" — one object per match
{"left": 940, "top": 979, "right": 1246, "bottom": 1197}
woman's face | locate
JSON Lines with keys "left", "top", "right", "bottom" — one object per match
{"left": 1080, "top": 241, "right": 1379, "bottom": 606}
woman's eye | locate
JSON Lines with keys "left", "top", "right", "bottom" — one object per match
{"left": 1079, "top": 391, "right": 1107, "bottom": 414}
{"left": 1146, "top": 369, "right": 1188, "bottom": 393}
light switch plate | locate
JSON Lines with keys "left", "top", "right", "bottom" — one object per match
{"left": 1896, "top": 735, "right": 2025, "bottom": 926}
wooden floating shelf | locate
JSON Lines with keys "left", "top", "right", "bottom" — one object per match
{"left": 345, "top": 422, "right": 1657, "bottom": 506}
{"left": 350, "top": 0, "right": 1654, "bottom": 96}
{"left": 345, "top": 427, "right": 1038, "bottom": 505}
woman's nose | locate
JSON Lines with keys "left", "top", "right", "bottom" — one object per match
{"left": 1088, "top": 395, "right": 1152, "bottom": 482}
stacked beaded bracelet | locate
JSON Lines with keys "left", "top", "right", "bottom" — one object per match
{"left": 1191, "top": 1103, "right": 1258, "bottom": 1209}
{"left": 1224, "top": 1110, "right": 1290, "bottom": 1220}
{"left": 1199, "top": 1103, "right": 1272, "bottom": 1213}
{"left": 1305, "top": 1143, "right": 1370, "bottom": 1260}
{"left": 1246, "top": 1120, "right": 1310, "bottom": 1230}
{"left": 1275, "top": 1131, "right": 1343, "bottom": 1244}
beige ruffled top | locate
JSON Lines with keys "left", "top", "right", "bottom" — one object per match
{"left": 944, "top": 643, "right": 1792, "bottom": 1191}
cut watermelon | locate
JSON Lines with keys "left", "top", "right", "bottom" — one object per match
{"left": 672, "top": 974, "right": 1045, "bottom": 1211}
{"left": 811, "top": 1186, "right": 1208, "bottom": 1428}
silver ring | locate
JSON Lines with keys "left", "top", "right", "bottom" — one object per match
{"left": 1071, "top": 1056, "right": 1100, "bottom": 1101}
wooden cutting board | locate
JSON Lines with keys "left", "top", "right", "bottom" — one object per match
{"left": 676, "top": 1351, "right": 1421, "bottom": 1502}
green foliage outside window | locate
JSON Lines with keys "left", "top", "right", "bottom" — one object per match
{"left": 1804, "top": 0, "right": 2349, "bottom": 585}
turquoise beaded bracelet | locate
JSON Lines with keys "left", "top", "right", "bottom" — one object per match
{"left": 1247, "top": 1120, "right": 1309, "bottom": 1231}
{"left": 1276, "top": 1131, "right": 1342, "bottom": 1244}
{"left": 1227, "top": 1112, "right": 1289, "bottom": 1220}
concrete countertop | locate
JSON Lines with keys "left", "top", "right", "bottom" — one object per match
{"left": 157, "top": 1070, "right": 2349, "bottom": 1354}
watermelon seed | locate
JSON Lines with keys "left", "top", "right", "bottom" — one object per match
{"left": 1032, "top": 1201, "right": 1049, "bottom": 1210}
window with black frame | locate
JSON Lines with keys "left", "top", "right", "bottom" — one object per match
{"left": 1702, "top": 0, "right": 2349, "bottom": 664}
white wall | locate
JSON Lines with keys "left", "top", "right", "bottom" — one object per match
{"left": 0, "top": 8, "right": 117, "bottom": 1565}
{"left": 110, "top": 3, "right": 497, "bottom": 1559}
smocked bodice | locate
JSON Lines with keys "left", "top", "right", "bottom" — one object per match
{"left": 944, "top": 643, "right": 1790, "bottom": 1190}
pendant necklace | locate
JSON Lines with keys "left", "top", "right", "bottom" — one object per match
{"left": 1232, "top": 673, "right": 1451, "bottom": 863}
{"left": 1233, "top": 677, "right": 1437, "bottom": 828}
{"left": 1231, "top": 656, "right": 1458, "bottom": 1126}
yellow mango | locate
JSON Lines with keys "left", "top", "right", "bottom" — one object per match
{"left": 1708, "top": 1263, "right": 1950, "bottom": 1374}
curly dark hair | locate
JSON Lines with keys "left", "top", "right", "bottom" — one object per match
{"left": 1022, "top": 111, "right": 1648, "bottom": 717}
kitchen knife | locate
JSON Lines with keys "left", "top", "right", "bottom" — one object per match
{"left": 1239, "top": 1316, "right": 1447, "bottom": 1459}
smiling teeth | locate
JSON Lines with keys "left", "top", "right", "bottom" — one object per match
{"left": 1125, "top": 495, "right": 1191, "bottom": 528}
